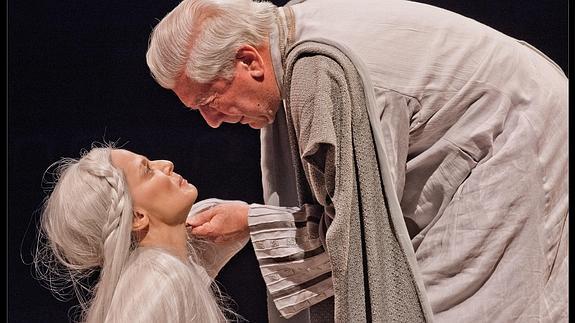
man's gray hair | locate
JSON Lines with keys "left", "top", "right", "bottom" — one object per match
{"left": 146, "top": 0, "right": 276, "bottom": 87}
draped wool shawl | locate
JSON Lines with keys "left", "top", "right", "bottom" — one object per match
{"left": 282, "top": 40, "right": 433, "bottom": 322}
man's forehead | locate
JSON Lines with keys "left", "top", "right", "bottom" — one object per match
{"left": 173, "top": 73, "right": 234, "bottom": 108}
{"left": 176, "top": 74, "right": 209, "bottom": 91}
{"left": 174, "top": 75, "right": 211, "bottom": 100}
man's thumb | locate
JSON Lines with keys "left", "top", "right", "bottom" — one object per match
{"left": 187, "top": 208, "right": 215, "bottom": 227}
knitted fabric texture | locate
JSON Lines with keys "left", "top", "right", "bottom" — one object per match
{"left": 283, "top": 40, "right": 427, "bottom": 322}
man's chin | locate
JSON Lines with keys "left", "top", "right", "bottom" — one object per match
{"left": 248, "top": 122, "right": 266, "bottom": 129}
{"left": 244, "top": 118, "right": 273, "bottom": 129}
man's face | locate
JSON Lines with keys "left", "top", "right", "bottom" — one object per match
{"left": 172, "top": 45, "right": 281, "bottom": 129}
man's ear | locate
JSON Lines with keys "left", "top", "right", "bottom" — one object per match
{"left": 132, "top": 209, "right": 150, "bottom": 232}
{"left": 235, "top": 45, "right": 264, "bottom": 78}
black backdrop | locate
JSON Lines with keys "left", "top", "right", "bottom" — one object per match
{"left": 7, "top": 0, "right": 568, "bottom": 322}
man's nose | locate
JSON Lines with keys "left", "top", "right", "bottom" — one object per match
{"left": 199, "top": 108, "right": 224, "bottom": 128}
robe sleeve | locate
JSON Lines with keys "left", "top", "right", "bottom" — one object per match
{"left": 189, "top": 198, "right": 334, "bottom": 318}
{"left": 188, "top": 199, "right": 250, "bottom": 278}
{"left": 247, "top": 203, "right": 334, "bottom": 319}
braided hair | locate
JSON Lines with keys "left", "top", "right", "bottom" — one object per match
{"left": 34, "top": 145, "right": 135, "bottom": 322}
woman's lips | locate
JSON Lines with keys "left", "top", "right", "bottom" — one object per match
{"left": 177, "top": 174, "right": 188, "bottom": 187}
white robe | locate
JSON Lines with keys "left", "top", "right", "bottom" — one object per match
{"left": 256, "top": 0, "right": 568, "bottom": 322}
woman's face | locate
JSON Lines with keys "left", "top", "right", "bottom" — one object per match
{"left": 110, "top": 149, "right": 198, "bottom": 226}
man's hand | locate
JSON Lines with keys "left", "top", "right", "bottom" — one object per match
{"left": 187, "top": 203, "right": 249, "bottom": 243}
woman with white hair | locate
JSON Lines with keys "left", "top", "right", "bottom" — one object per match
{"left": 34, "top": 144, "right": 248, "bottom": 322}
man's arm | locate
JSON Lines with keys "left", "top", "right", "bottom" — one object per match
{"left": 187, "top": 199, "right": 250, "bottom": 278}
{"left": 188, "top": 199, "right": 334, "bottom": 319}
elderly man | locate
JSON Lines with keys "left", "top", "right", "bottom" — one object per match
{"left": 146, "top": 0, "right": 568, "bottom": 322}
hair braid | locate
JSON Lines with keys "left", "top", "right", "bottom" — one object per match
{"left": 33, "top": 145, "right": 136, "bottom": 322}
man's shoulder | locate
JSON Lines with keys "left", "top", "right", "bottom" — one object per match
{"left": 289, "top": 53, "right": 345, "bottom": 88}
{"left": 286, "top": 40, "right": 355, "bottom": 85}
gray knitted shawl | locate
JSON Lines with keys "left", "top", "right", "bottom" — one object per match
{"left": 283, "top": 40, "right": 428, "bottom": 322}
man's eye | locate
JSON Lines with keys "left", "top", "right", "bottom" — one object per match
{"left": 200, "top": 95, "right": 216, "bottom": 107}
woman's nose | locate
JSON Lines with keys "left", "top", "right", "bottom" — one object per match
{"left": 151, "top": 160, "right": 174, "bottom": 174}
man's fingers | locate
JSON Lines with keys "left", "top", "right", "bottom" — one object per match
{"left": 190, "top": 223, "right": 217, "bottom": 237}
{"left": 187, "top": 208, "right": 215, "bottom": 227}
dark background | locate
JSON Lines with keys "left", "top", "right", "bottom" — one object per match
{"left": 7, "top": 0, "right": 568, "bottom": 322}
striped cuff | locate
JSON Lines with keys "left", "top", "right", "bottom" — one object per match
{"left": 248, "top": 203, "right": 334, "bottom": 319}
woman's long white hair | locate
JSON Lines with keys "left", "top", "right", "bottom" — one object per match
{"left": 33, "top": 145, "right": 231, "bottom": 322}
{"left": 146, "top": 0, "right": 276, "bottom": 87}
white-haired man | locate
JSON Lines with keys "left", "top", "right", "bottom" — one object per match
{"left": 146, "top": 0, "right": 568, "bottom": 322}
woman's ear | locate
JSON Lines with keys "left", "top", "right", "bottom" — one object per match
{"left": 132, "top": 209, "right": 149, "bottom": 232}
{"left": 235, "top": 45, "right": 264, "bottom": 78}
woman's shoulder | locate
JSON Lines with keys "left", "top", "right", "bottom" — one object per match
{"left": 124, "top": 247, "right": 211, "bottom": 285}
{"left": 107, "top": 248, "right": 223, "bottom": 322}
{"left": 111, "top": 248, "right": 197, "bottom": 304}
{"left": 127, "top": 247, "right": 187, "bottom": 270}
